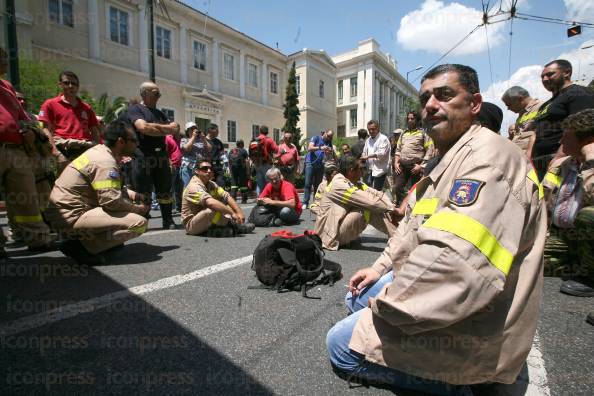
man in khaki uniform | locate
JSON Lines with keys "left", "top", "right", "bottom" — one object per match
{"left": 392, "top": 111, "right": 433, "bottom": 204}
{"left": 181, "top": 160, "right": 254, "bottom": 236}
{"left": 326, "top": 64, "right": 546, "bottom": 394}
{"left": 314, "top": 155, "right": 397, "bottom": 250}
{"left": 502, "top": 86, "right": 541, "bottom": 160}
{"left": 308, "top": 162, "right": 338, "bottom": 217}
{"left": 45, "top": 120, "right": 150, "bottom": 264}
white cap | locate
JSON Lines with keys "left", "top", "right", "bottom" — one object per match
{"left": 185, "top": 121, "right": 197, "bottom": 130}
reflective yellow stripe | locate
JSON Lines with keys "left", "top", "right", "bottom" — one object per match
{"left": 527, "top": 169, "right": 544, "bottom": 199}
{"left": 72, "top": 154, "right": 89, "bottom": 170}
{"left": 210, "top": 187, "right": 225, "bottom": 198}
{"left": 424, "top": 139, "right": 434, "bottom": 149}
{"left": 211, "top": 211, "right": 222, "bottom": 225}
{"left": 130, "top": 224, "right": 147, "bottom": 234}
{"left": 187, "top": 192, "right": 202, "bottom": 204}
{"left": 91, "top": 180, "right": 121, "bottom": 190}
{"left": 423, "top": 211, "right": 513, "bottom": 275}
{"left": 544, "top": 171, "right": 562, "bottom": 188}
{"left": 314, "top": 193, "right": 322, "bottom": 199}
{"left": 363, "top": 209, "right": 371, "bottom": 222}
{"left": 360, "top": 183, "right": 369, "bottom": 191}
{"left": 412, "top": 198, "right": 439, "bottom": 216}
{"left": 14, "top": 214, "right": 43, "bottom": 223}
{"left": 517, "top": 110, "right": 539, "bottom": 125}
{"left": 157, "top": 198, "right": 173, "bottom": 204}
{"left": 341, "top": 186, "right": 358, "bottom": 204}
{"left": 405, "top": 130, "right": 424, "bottom": 137}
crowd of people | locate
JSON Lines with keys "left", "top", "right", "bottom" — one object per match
{"left": 1, "top": 42, "right": 593, "bottom": 394}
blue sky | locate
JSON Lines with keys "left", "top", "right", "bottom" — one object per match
{"left": 183, "top": 0, "right": 594, "bottom": 128}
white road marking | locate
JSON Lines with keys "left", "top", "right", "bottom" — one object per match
{"left": 523, "top": 333, "right": 551, "bottom": 396}
{"left": 0, "top": 255, "right": 252, "bottom": 337}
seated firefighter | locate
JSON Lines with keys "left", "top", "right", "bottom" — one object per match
{"left": 181, "top": 160, "right": 255, "bottom": 236}
{"left": 314, "top": 155, "right": 397, "bottom": 250}
{"left": 309, "top": 162, "right": 339, "bottom": 216}
{"left": 45, "top": 120, "right": 150, "bottom": 264}
{"left": 256, "top": 167, "right": 302, "bottom": 226}
{"left": 543, "top": 108, "right": 594, "bottom": 298}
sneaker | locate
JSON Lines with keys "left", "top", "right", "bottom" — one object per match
{"left": 237, "top": 222, "right": 255, "bottom": 234}
{"left": 560, "top": 278, "right": 594, "bottom": 297}
{"left": 163, "top": 220, "right": 178, "bottom": 230}
{"left": 206, "top": 226, "right": 235, "bottom": 237}
{"left": 273, "top": 218, "right": 283, "bottom": 227}
{"left": 59, "top": 240, "right": 106, "bottom": 265}
{"left": 303, "top": 203, "right": 308, "bottom": 210}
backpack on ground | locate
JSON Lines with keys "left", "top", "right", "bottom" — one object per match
{"left": 249, "top": 230, "right": 342, "bottom": 298}
{"left": 228, "top": 147, "right": 243, "bottom": 168}
{"left": 248, "top": 204, "right": 276, "bottom": 227}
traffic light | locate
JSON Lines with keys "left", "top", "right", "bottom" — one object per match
{"left": 567, "top": 25, "right": 582, "bottom": 37}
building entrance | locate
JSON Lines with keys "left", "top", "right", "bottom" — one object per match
{"left": 195, "top": 117, "right": 210, "bottom": 133}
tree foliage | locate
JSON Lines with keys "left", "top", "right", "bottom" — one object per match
{"left": 283, "top": 61, "right": 301, "bottom": 146}
{"left": 18, "top": 58, "right": 62, "bottom": 113}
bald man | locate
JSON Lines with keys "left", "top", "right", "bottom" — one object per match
{"left": 126, "top": 82, "right": 181, "bottom": 229}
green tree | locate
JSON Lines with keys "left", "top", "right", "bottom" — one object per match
{"left": 398, "top": 96, "right": 421, "bottom": 128}
{"left": 18, "top": 58, "right": 62, "bottom": 113}
{"left": 80, "top": 92, "right": 128, "bottom": 123}
{"left": 283, "top": 61, "right": 301, "bottom": 146}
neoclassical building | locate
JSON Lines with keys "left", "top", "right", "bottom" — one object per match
{"left": 333, "top": 39, "right": 418, "bottom": 137}
{"left": 3, "top": 1, "right": 416, "bottom": 142}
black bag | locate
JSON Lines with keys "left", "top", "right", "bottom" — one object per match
{"left": 248, "top": 204, "right": 276, "bottom": 227}
{"left": 250, "top": 230, "right": 341, "bottom": 298}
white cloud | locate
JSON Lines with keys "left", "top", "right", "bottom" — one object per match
{"left": 397, "top": 0, "right": 508, "bottom": 55}
{"left": 564, "top": 0, "right": 594, "bottom": 22}
{"left": 481, "top": 39, "right": 594, "bottom": 135}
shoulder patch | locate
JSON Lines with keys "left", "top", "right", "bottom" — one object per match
{"left": 448, "top": 179, "right": 485, "bottom": 206}
{"left": 108, "top": 170, "right": 120, "bottom": 179}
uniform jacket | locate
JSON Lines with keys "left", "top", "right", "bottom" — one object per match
{"left": 395, "top": 128, "right": 434, "bottom": 166}
{"left": 349, "top": 125, "right": 547, "bottom": 385}
{"left": 314, "top": 173, "right": 394, "bottom": 250}
{"left": 181, "top": 176, "right": 230, "bottom": 225}
{"left": 47, "top": 145, "right": 143, "bottom": 227}
{"left": 512, "top": 98, "right": 541, "bottom": 154}
{"left": 309, "top": 179, "right": 331, "bottom": 216}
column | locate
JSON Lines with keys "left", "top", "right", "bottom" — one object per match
{"left": 261, "top": 62, "right": 268, "bottom": 105}
{"left": 138, "top": 4, "right": 149, "bottom": 73}
{"left": 179, "top": 25, "right": 188, "bottom": 85}
{"left": 87, "top": 0, "right": 100, "bottom": 60}
{"left": 358, "top": 67, "right": 366, "bottom": 131}
{"left": 239, "top": 50, "right": 245, "bottom": 98}
{"left": 212, "top": 40, "right": 219, "bottom": 92}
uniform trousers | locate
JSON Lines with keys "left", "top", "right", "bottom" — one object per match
{"left": 0, "top": 145, "right": 51, "bottom": 248}
{"left": 131, "top": 148, "right": 174, "bottom": 222}
{"left": 230, "top": 165, "right": 249, "bottom": 202}
{"left": 392, "top": 162, "right": 422, "bottom": 204}
{"left": 326, "top": 271, "right": 472, "bottom": 396}
{"left": 183, "top": 208, "right": 230, "bottom": 235}
{"left": 336, "top": 211, "right": 396, "bottom": 247}
{"left": 69, "top": 207, "right": 148, "bottom": 254}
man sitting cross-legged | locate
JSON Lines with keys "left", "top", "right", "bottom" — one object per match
{"left": 182, "top": 160, "right": 254, "bottom": 236}
{"left": 314, "top": 155, "right": 397, "bottom": 250}
{"left": 257, "top": 167, "right": 302, "bottom": 226}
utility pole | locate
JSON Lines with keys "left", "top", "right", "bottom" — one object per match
{"left": 6, "top": 0, "right": 20, "bottom": 90}
{"left": 148, "top": 0, "right": 156, "bottom": 82}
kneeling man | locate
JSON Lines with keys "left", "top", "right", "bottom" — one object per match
{"left": 182, "top": 160, "right": 254, "bottom": 236}
{"left": 314, "top": 155, "right": 396, "bottom": 250}
{"left": 46, "top": 120, "right": 150, "bottom": 264}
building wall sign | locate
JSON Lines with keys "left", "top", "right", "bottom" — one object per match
{"left": 185, "top": 102, "right": 222, "bottom": 115}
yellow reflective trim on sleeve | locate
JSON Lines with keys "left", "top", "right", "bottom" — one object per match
{"left": 157, "top": 198, "right": 173, "bottom": 204}
{"left": 363, "top": 209, "right": 371, "bottom": 223}
{"left": 359, "top": 183, "right": 369, "bottom": 191}
{"left": 210, "top": 187, "right": 225, "bottom": 198}
{"left": 424, "top": 140, "right": 434, "bottom": 149}
{"left": 527, "top": 169, "right": 544, "bottom": 199}
{"left": 211, "top": 211, "right": 222, "bottom": 225}
{"left": 71, "top": 154, "right": 89, "bottom": 170}
{"left": 341, "top": 186, "right": 358, "bottom": 204}
{"left": 517, "top": 110, "right": 539, "bottom": 125}
{"left": 130, "top": 224, "right": 147, "bottom": 234}
{"left": 14, "top": 214, "right": 43, "bottom": 223}
{"left": 423, "top": 211, "right": 513, "bottom": 276}
{"left": 91, "top": 180, "right": 122, "bottom": 190}
{"left": 412, "top": 198, "right": 439, "bottom": 216}
{"left": 314, "top": 193, "right": 322, "bottom": 199}
{"left": 544, "top": 171, "right": 562, "bottom": 188}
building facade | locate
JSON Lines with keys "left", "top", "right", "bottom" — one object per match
{"left": 332, "top": 39, "right": 418, "bottom": 137}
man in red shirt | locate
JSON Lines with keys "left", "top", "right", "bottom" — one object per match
{"left": 251, "top": 125, "right": 278, "bottom": 195}
{"left": 0, "top": 48, "right": 54, "bottom": 255}
{"left": 258, "top": 167, "right": 302, "bottom": 226}
{"left": 165, "top": 128, "right": 183, "bottom": 212}
{"left": 39, "top": 71, "right": 100, "bottom": 173}
{"left": 275, "top": 131, "right": 300, "bottom": 183}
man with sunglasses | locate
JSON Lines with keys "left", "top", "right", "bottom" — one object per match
{"left": 45, "top": 120, "right": 150, "bottom": 265}
{"left": 39, "top": 71, "right": 101, "bottom": 173}
{"left": 126, "top": 81, "right": 180, "bottom": 230}
{"left": 181, "top": 160, "right": 254, "bottom": 236}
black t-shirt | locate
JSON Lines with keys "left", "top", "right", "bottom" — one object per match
{"left": 207, "top": 137, "right": 225, "bottom": 168}
{"left": 230, "top": 148, "right": 248, "bottom": 169}
{"left": 127, "top": 103, "right": 169, "bottom": 151}
{"left": 534, "top": 84, "right": 594, "bottom": 157}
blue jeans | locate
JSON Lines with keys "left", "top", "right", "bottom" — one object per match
{"left": 303, "top": 162, "right": 323, "bottom": 205}
{"left": 256, "top": 164, "right": 271, "bottom": 196}
{"left": 181, "top": 164, "right": 194, "bottom": 187}
{"left": 366, "top": 172, "right": 387, "bottom": 191}
{"left": 326, "top": 271, "right": 472, "bottom": 396}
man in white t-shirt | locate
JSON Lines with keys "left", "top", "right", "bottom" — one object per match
{"left": 360, "top": 119, "right": 391, "bottom": 190}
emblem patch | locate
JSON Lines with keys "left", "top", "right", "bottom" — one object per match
{"left": 448, "top": 179, "right": 484, "bottom": 206}
{"left": 108, "top": 170, "right": 120, "bottom": 179}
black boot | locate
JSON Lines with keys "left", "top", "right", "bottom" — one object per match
{"left": 160, "top": 203, "right": 177, "bottom": 229}
{"left": 59, "top": 240, "right": 105, "bottom": 265}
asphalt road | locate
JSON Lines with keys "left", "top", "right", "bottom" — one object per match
{"left": 1, "top": 205, "right": 593, "bottom": 396}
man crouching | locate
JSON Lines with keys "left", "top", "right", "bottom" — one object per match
{"left": 182, "top": 160, "right": 255, "bottom": 236}
{"left": 45, "top": 120, "right": 151, "bottom": 265}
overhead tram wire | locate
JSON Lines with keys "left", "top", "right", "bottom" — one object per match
{"left": 484, "top": 23, "right": 496, "bottom": 98}
{"left": 516, "top": 12, "right": 594, "bottom": 28}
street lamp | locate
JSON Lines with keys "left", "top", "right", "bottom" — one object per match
{"left": 406, "top": 65, "right": 423, "bottom": 82}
